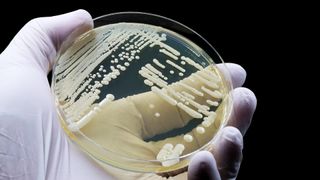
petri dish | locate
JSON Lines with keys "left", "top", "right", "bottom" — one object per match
{"left": 52, "top": 12, "right": 233, "bottom": 175}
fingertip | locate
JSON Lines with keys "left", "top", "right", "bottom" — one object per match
{"left": 46, "top": 9, "right": 94, "bottom": 68}
{"left": 54, "top": 9, "right": 93, "bottom": 51}
{"left": 191, "top": 151, "right": 215, "bottom": 164}
{"left": 221, "top": 127, "right": 243, "bottom": 149}
{"left": 234, "top": 87, "right": 257, "bottom": 110}
{"left": 3, "top": 9, "right": 94, "bottom": 73}
{"left": 188, "top": 151, "right": 221, "bottom": 180}
{"left": 229, "top": 87, "right": 257, "bottom": 135}
{"left": 71, "top": 9, "right": 94, "bottom": 29}
{"left": 227, "top": 63, "right": 247, "bottom": 88}
{"left": 51, "top": 9, "right": 93, "bottom": 45}
{"left": 211, "top": 126, "right": 243, "bottom": 179}
{"left": 218, "top": 63, "right": 247, "bottom": 88}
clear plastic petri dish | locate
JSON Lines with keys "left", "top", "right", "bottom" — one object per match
{"left": 52, "top": 12, "right": 233, "bottom": 175}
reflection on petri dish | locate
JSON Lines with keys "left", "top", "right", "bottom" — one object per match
{"left": 52, "top": 12, "right": 233, "bottom": 175}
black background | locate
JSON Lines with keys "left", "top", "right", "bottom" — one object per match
{"left": 0, "top": 2, "right": 290, "bottom": 179}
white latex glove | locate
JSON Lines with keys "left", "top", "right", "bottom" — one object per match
{"left": 0, "top": 10, "right": 256, "bottom": 180}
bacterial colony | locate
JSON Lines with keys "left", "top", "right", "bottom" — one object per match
{"left": 53, "top": 23, "right": 229, "bottom": 170}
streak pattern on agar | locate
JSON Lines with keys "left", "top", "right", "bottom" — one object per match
{"left": 53, "top": 22, "right": 230, "bottom": 171}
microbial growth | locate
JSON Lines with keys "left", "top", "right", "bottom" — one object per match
{"left": 52, "top": 22, "right": 231, "bottom": 173}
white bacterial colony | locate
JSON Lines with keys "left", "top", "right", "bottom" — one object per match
{"left": 196, "top": 127, "right": 205, "bottom": 134}
{"left": 53, "top": 23, "right": 226, "bottom": 167}
{"left": 156, "top": 143, "right": 185, "bottom": 167}
{"left": 183, "top": 134, "right": 193, "bottom": 142}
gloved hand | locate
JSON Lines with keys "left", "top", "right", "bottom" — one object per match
{"left": 0, "top": 10, "right": 256, "bottom": 180}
